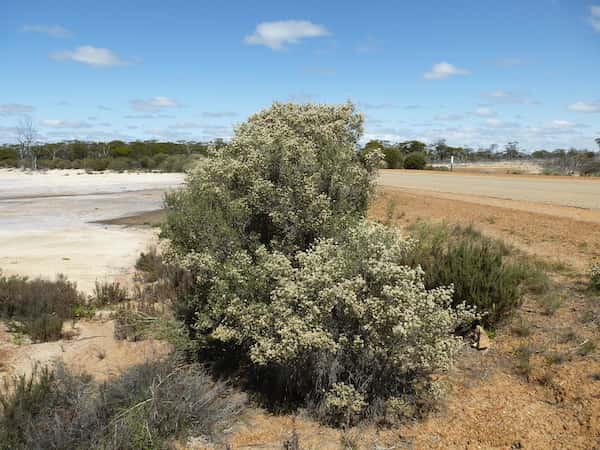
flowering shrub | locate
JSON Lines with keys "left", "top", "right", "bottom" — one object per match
{"left": 163, "top": 101, "right": 380, "bottom": 259}
{"left": 164, "top": 102, "right": 475, "bottom": 423}
{"left": 591, "top": 263, "right": 600, "bottom": 291}
{"left": 172, "top": 220, "right": 475, "bottom": 423}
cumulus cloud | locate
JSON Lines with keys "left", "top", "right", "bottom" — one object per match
{"left": 0, "top": 103, "right": 35, "bottom": 116}
{"left": 50, "top": 46, "right": 131, "bottom": 67}
{"left": 22, "top": 24, "right": 71, "bottom": 38}
{"left": 423, "top": 62, "right": 470, "bottom": 80}
{"left": 244, "top": 20, "right": 330, "bottom": 50}
{"left": 97, "top": 105, "right": 112, "bottom": 111}
{"left": 544, "top": 120, "right": 578, "bottom": 129}
{"left": 130, "top": 96, "right": 179, "bottom": 113}
{"left": 41, "top": 119, "right": 93, "bottom": 129}
{"left": 590, "top": 5, "right": 600, "bottom": 32}
{"left": 568, "top": 101, "right": 600, "bottom": 113}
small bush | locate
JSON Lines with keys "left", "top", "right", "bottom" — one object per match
{"left": 135, "top": 247, "right": 164, "bottom": 282}
{"left": 402, "top": 223, "right": 549, "bottom": 327}
{"left": 590, "top": 263, "right": 600, "bottom": 291}
{"left": 403, "top": 152, "right": 427, "bottom": 170}
{"left": 0, "top": 272, "right": 83, "bottom": 342}
{"left": 382, "top": 147, "right": 404, "bottom": 169}
{"left": 0, "top": 357, "right": 243, "bottom": 449}
{"left": 92, "top": 281, "right": 129, "bottom": 305}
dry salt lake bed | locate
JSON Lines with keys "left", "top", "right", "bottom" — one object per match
{"left": 0, "top": 169, "right": 184, "bottom": 292}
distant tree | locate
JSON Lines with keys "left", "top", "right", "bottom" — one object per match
{"left": 404, "top": 151, "right": 427, "bottom": 169}
{"left": 595, "top": 137, "right": 600, "bottom": 151}
{"left": 503, "top": 141, "right": 521, "bottom": 160}
{"left": 399, "top": 140, "right": 426, "bottom": 154}
{"left": 16, "top": 115, "right": 38, "bottom": 169}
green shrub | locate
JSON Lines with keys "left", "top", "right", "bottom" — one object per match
{"left": 164, "top": 103, "right": 472, "bottom": 424}
{"left": 402, "top": 223, "right": 548, "bottom": 327}
{"left": 92, "top": 281, "right": 129, "bottom": 305}
{"left": 175, "top": 221, "right": 476, "bottom": 424}
{"left": 163, "top": 102, "right": 379, "bottom": 258}
{"left": 382, "top": 147, "right": 403, "bottom": 169}
{"left": 0, "top": 357, "right": 243, "bottom": 450}
{"left": 0, "top": 272, "right": 83, "bottom": 341}
{"left": 107, "top": 157, "right": 133, "bottom": 171}
{"left": 403, "top": 151, "right": 427, "bottom": 170}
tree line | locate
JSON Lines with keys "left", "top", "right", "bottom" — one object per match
{"left": 0, "top": 137, "right": 226, "bottom": 172}
{"left": 364, "top": 138, "right": 600, "bottom": 175}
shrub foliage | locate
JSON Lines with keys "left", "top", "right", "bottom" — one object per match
{"left": 0, "top": 358, "right": 242, "bottom": 450}
{"left": 0, "top": 272, "right": 83, "bottom": 341}
{"left": 402, "top": 223, "right": 548, "bottom": 327}
{"left": 163, "top": 102, "right": 476, "bottom": 423}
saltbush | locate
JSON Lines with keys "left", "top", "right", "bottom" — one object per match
{"left": 0, "top": 272, "right": 83, "bottom": 341}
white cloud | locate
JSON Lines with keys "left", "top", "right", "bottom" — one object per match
{"left": 434, "top": 114, "right": 463, "bottom": 121}
{"left": 50, "top": 46, "right": 130, "bottom": 67}
{"left": 590, "top": 5, "right": 600, "bottom": 32}
{"left": 545, "top": 120, "right": 577, "bottom": 129}
{"left": 0, "top": 103, "right": 35, "bottom": 116}
{"left": 358, "top": 102, "right": 398, "bottom": 110}
{"left": 568, "top": 101, "right": 600, "bottom": 113}
{"left": 41, "top": 119, "right": 93, "bottom": 129}
{"left": 474, "top": 107, "right": 497, "bottom": 117}
{"left": 483, "top": 90, "right": 538, "bottom": 105}
{"left": 97, "top": 105, "right": 112, "bottom": 111}
{"left": 244, "top": 20, "right": 330, "bottom": 50}
{"left": 22, "top": 24, "right": 71, "bottom": 38}
{"left": 423, "top": 62, "right": 470, "bottom": 80}
{"left": 201, "top": 111, "right": 237, "bottom": 118}
{"left": 130, "top": 96, "right": 179, "bottom": 112}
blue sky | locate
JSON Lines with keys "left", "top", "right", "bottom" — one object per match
{"left": 1, "top": 0, "right": 599, "bottom": 150}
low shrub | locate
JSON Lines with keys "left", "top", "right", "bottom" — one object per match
{"left": 0, "top": 357, "right": 243, "bottom": 450}
{"left": 92, "top": 281, "right": 129, "bottom": 305}
{"left": 580, "top": 161, "right": 600, "bottom": 176}
{"left": 590, "top": 263, "right": 600, "bottom": 291}
{"left": 0, "top": 272, "right": 83, "bottom": 341}
{"left": 402, "top": 223, "right": 549, "bottom": 327}
{"left": 403, "top": 151, "right": 427, "bottom": 170}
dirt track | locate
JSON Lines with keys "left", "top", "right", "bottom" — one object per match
{"left": 379, "top": 170, "right": 600, "bottom": 210}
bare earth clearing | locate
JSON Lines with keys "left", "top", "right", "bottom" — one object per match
{"left": 1, "top": 169, "right": 599, "bottom": 448}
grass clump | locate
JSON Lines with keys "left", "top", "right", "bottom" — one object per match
{"left": 0, "top": 271, "right": 84, "bottom": 342}
{"left": 0, "top": 357, "right": 243, "bottom": 450}
{"left": 402, "top": 222, "right": 550, "bottom": 327}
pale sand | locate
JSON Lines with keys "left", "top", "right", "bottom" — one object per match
{"left": 0, "top": 169, "right": 185, "bottom": 293}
